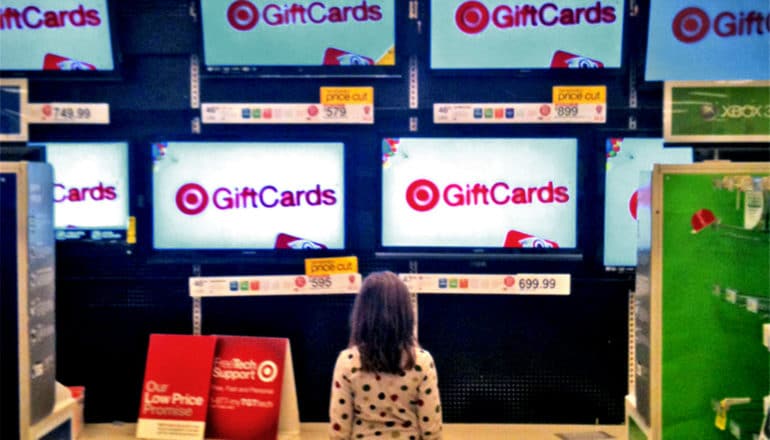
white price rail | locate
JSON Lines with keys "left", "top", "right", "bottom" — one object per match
{"left": 399, "top": 273, "right": 570, "bottom": 295}
{"left": 189, "top": 273, "right": 361, "bottom": 298}
{"left": 201, "top": 103, "right": 374, "bottom": 124}
{"left": 28, "top": 103, "right": 109, "bottom": 124}
{"left": 434, "top": 103, "right": 605, "bottom": 124}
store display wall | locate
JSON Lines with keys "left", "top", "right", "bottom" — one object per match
{"left": 2, "top": 0, "right": 768, "bottom": 427}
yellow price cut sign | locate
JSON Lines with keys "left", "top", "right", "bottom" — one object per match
{"left": 320, "top": 87, "right": 374, "bottom": 105}
{"left": 552, "top": 86, "right": 606, "bottom": 105}
{"left": 305, "top": 256, "right": 359, "bottom": 276}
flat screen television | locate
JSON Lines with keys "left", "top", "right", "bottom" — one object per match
{"left": 603, "top": 137, "right": 692, "bottom": 268}
{"left": 151, "top": 141, "right": 346, "bottom": 251}
{"left": 199, "top": 0, "right": 400, "bottom": 77}
{"left": 379, "top": 137, "right": 578, "bottom": 258}
{"left": 0, "top": 0, "right": 119, "bottom": 79}
{"left": 430, "top": 0, "right": 625, "bottom": 70}
{"left": 34, "top": 141, "right": 130, "bottom": 241}
{"left": 644, "top": 0, "right": 770, "bottom": 81}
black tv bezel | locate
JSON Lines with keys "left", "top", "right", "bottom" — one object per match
{"left": 196, "top": 0, "right": 408, "bottom": 79}
{"left": 374, "top": 133, "right": 585, "bottom": 262}
{"left": 140, "top": 136, "right": 354, "bottom": 265}
{"left": 0, "top": 0, "right": 123, "bottom": 81}
{"left": 425, "top": 0, "right": 629, "bottom": 78}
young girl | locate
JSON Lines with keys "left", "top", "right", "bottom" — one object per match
{"left": 329, "top": 271, "right": 443, "bottom": 439}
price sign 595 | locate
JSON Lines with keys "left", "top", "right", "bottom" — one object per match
{"left": 308, "top": 275, "right": 333, "bottom": 289}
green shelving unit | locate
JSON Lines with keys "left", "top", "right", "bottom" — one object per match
{"left": 627, "top": 162, "right": 770, "bottom": 440}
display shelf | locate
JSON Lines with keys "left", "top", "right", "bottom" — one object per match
{"left": 711, "top": 398, "right": 765, "bottom": 440}
{"left": 713, "top": 285, "right": 770, "bottom": 318}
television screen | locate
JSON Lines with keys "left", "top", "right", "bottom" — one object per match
{"left": 200, "top": 0, "right": 396, "bottom": 73}
{"left": 0, "top": 0, "right": 116, "bottom": 73}
{"left": 38, "top": 142, "right": 130, "bottom": 241}
{"left": 603, "top": 138, "right": 692, "bottom": 267}
{"left": 645, "top": 0, "right": 770, "bottom": 81}
{"left": 381, "top": 137, "right": 578, "bottom": 250}
{"left": 152, "top": 141, "right": 345, "bottom": 250}
{"left": 431, "top": 0, "right": 624, "bottom": 69}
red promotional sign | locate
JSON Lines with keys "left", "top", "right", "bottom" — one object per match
{"left": 136, "top": 334, "right": 218, "bottom": 440}
{"left": 206, "top": 336, "right": 290, "bottom": 440}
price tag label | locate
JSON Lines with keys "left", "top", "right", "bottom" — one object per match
{"left": 305, "top": 256, "right": 358, "bottom": 276}
{"left": 201, "top": 103, "right": 373, "bottom": 124}
{"left": 189, "top": 273, "right": 361, "bottom": 297}
{"left": 725, "top": 288, "right": 738, "bottom": 304}
{"left": 433, "top": 102, "right": 605, "bottom": 124}
{"left": 28, "top": 103, "right": 109, "bottom": 124}
{"left": 320, "top": 87, "right": 373, "bottom": 105}
{"left": 552, "top": 86, "right": 606, "bottom": 105}
{"left": 399, "top": 273, "right": 570, "bottom": 295}
{"left": 746, "top": 297, "right": 759, "bottom": 313}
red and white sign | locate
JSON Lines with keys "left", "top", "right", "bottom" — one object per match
{"left": 206, "top": 336, "right": 298, "bottom": 440}
{"left": 136, "top": 334, "right": 218, "bottom": 440}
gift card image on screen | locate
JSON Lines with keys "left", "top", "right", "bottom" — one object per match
{"left": 37, "top": 142, "right": 130, "bottom": 241}
{"left": 200, "top": 0, "right": 396, "bottom": 69}
{"left": 0, "top": 0, "right": 115, "bottom": 72}
{"left": 151, "top": 141, "right": 345, "bottom": 250}
{"left": 603, "top": 138, "right": 693, "bottom": 267}
{"left": 381, "top": 137, "right": 578, "bottom": 250}
{"left": 430, "top": 0, "right": 624, "bottom": 69}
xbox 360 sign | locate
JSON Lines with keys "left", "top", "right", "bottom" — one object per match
{"left": 664, "top": 80, "right": 770, "bottom": 143}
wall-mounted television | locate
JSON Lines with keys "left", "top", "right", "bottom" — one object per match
{"left": 151, "top": 141, "right": 345, "bottom": 251}
{"left": 645, "top": 0, "right": 770, "bottom": 81}
{"left": 199, "top": 0, "right": 400, "bottom": 77}
{"left": 0, "top": 0, "right": 119, "bottom": 79}
{"left": 430, "top": 0, "right": 625, "bottom": 70}
{"left": 603, "top": 138, "right": 692, "bottom": 268}
{"left": 379, "top": 137, "right": 578, "bottom": 258}
{"left": 34, "top": 141, "right": 130, "bottom": 241}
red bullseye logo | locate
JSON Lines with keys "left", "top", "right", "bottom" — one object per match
{"left": 455, "top": 1, "right": 490, "bottom": 34}
{"left": 406, "top": 179, "right": 440, "bottom": 212}
{"left": 257, "top": 360, "right": 278, "bottom": 382}
{"left": 672, "top": 7, "right": 710, "bottom": 43}
{"left": 629, "top": 189, "right": 639, "bottom": 220}
{"left": 176, "top": 183, "right": 209, "bottom": 215}
{"left": 227, "top": 0, "right": 259, "bottom": 31}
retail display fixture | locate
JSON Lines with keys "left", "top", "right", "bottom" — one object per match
{"left": 627, "top": 161, "right": 770, "bottom": 439}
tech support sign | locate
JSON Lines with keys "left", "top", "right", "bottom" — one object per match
{"left": 431, "top": 0, "right": 624, "bottom": 69}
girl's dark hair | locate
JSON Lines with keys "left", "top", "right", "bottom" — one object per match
{"left": 349, "top": 271, "right": 416, "bottom": 374}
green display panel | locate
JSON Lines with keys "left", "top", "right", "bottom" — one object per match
{"left": 661, "top": 171, "right": 769, "bottom": 440}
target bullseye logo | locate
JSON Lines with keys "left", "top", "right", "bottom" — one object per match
{"left": 257, "top": 360, "right": 279, "bottom": 382}
{"left": 406, "top": 179, "right": 440, "bottom": 212}
{"left": 672, "top": 7, "right": 710, "bottom": 43}
{"left": 176, "top": 183, "right": 209, "bottom": 215}
{"left": 455, "top": 1, "right": 490, "bottom": 34}
{"left": 228, "top": 0, "right": 260, "bottom": 31}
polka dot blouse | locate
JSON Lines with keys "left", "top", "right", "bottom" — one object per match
{"left": 329, "top": 346, "right": 443, "bottom": 440}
